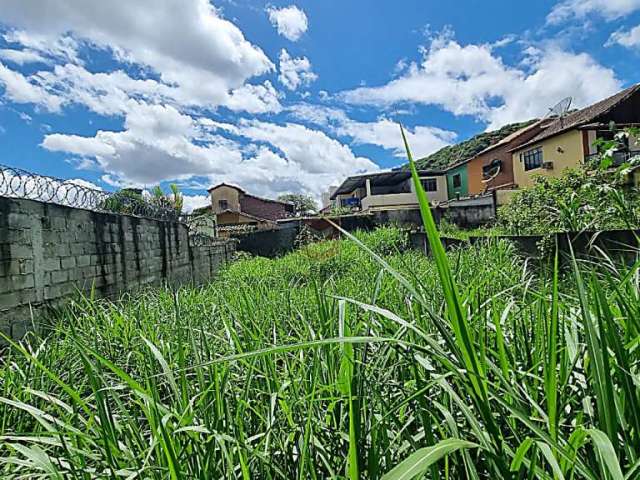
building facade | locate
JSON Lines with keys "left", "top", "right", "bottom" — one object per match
{"left": 511, "top": 83, "right": 640, "bottom": 188}
{"left": 208, "top": 183, "right": 294, "bottom": 229}
{"left": 465, "top": 120, "right": 549, "bottom": 195}
{"left": 445, "top": 163, "right": 468, "bottom": 200}
{"left": 330, "top": 170, "right": 448, "bottom": 212}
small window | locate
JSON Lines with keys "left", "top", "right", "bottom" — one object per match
{"left": 421, "top": 178, "right": 437, "bottom": 192}
{"left": 452, "top": 174, "right": 462, "bottom": 188}
{"left": 218, "top": 199, "right": 228, "bottom": 210}
{"left": 521, "top": 147, "right": 543, "bottom": 171}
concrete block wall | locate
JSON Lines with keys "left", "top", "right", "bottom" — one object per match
{"left": 0, "top": 196, "right": 235, "bottom": 339}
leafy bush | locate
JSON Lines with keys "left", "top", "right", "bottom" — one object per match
{"left": 150, "top": 184, "right": 184, "bottom": 214}
{"left": 101, "top": 188, "right": 147, "bottom": 215}
{"left": 102, "top": 184, "right": 185, "bottom": 217}
{"left": 499, "top": 128, "right": 640, "bottom": 234}
{"left": 277, "top": 193, "right": 317, "bottom": 215}
{"left": 498, "top": 167, "right": 640, "bottom": 234}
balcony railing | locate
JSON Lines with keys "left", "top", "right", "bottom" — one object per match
{"left": 585, "top": 150, "right": 640, "bottom": 166}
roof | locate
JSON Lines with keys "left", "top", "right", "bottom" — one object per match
{"left": 474, "top": 120, "right": 547, "bottom": 157}
{"left": 442, "top": 120, "right": 548, "bottom": 171}
{"left": 278, "top": 211, "right": 373, "bottom": 223}
{"left": 331, "top": 169, "right": 445, "bottom": 199}
{"left": 208, "top": 182, "right": 292, "bottom": 206}
{"left": 208, "top": 182, "right": 245, "bottom": 193}
{"left": 216, "top": 209, "right": 276, "bottom": 224}
{"left": 412, "top": 120, "right": 537, "bottom": 171}
{"left": 513, "top": 83, "right": 640, "bottom": 152}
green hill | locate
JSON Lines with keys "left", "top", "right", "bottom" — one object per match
{"left": 413, "top": 120, "right": 536, "bottom": 170}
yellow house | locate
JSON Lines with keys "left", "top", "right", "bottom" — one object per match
{"left": 511, "top": 83, "right": 640, "bottom": 188}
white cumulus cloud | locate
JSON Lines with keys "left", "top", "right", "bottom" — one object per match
{"left": 41, "top": 101, "right": 377, "bottom": 199}
{"left": 341, "top": 36, "right": 621, "bottom": 129}
{"left": 278, "top": 49, "right": 317, "bottom": 91}
{"left": 225, "top": 81, "right": 283, "bottom": 114}
{"left": 42, "top": 102, "right": 243, "bottom": 184}
{"left": 608, "top": 25, "right": 640, "bottom": 49}
{"left": 547, "top": 0, "right": 640, "bottom": 23}
{"left": 182, "top": 194, "right": 210, "bottom": 213}
{"left": 0, "top": 61, "right": 63, "bottom": 111}
{"left": 0, "top": 0, "right": 274, "bottom": 106}
{"left": 0, "top": 48, "right": 49, "bottom": 65}
{"left": 289, "top": 104, "right": 456, "bottom": 159}
{"left": 3, "top": 30, "right": 79, "bottom": 63}
{"left": 267, "top": 5, "right": 309, "bottom": 41}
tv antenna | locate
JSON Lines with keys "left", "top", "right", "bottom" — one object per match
{"left": 544, "top": 96, "right": 572, "bottom": 122}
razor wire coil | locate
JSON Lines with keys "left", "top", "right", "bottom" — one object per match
{"left": 0, "top": 164, "right": 180, "bottom": 221}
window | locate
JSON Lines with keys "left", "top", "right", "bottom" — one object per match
{"left": 521, "top": 147, "right": 543, "bottom": 171}
{"left": 421, "top": 178, "right": 437, "bottom": 192}
{"left": 452, "top": 174, "right": 462, "bottom": 188}
{"left": 218, "top": 199, "right": 228, "bottom": 210}
{"left": 371, "top": 181, "right": 411, "bottom": 195}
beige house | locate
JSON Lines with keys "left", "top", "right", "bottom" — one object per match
{"left": 330, "top": 170, "right": 448, "bottom": 212}
{"left": 511, "top": 83, "right": 640, "bottom": 188}
{"left": 208, "top": 183, "right": 294, "bottom": 230}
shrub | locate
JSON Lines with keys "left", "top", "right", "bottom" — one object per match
{"left": 498, "top": 167, "right": 640, "bottom": 234}
{"left": 499, "top": 127, "right": 640, "bottom": 234}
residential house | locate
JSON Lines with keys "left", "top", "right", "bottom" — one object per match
{"left": 330, "top": 170, "right": 448, "bottom": 211}
{"left": 511, "top": 83, "right": 640, "bottom": 188}
{"left": 465, "top": 120, "right": 550, "bottom": 195}
{"left": 208, "top": 183, "right": 294, "bottom": 230}
{"left": 445, "top": 162, "right": 468, "bottom": 200}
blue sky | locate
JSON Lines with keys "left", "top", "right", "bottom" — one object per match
{"left": 0, "top": 0, "right": 639, "bottom": 210}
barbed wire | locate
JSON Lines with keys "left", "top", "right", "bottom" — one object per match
{"left": 180, "top": 213, "right": 220, "bottom": 243}
{"left": 0, "top": 163, "right": 180, "bottom": 221}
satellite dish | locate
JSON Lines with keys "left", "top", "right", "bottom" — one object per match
{"left": 544, "top": 97, "right": 573, "bottom": 120}
{"left": 481, "top": 158, "right": 502, "bottom": 183}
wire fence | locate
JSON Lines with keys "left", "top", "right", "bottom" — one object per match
{"left": 180, "top": 213, "right": 221, "bottom": 245}
{"left": 0, "top": 163, "right": 180, "bottom": 221}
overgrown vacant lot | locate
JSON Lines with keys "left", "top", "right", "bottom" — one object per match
{"left": 1, "top": 228, "right": 639, "bottom": 479}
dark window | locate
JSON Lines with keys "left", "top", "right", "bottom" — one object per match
{"left": 371, "top": 180, "right": 411, "bottom": 195}
{"left": 452, "top": 174, "right": 462, "bottom": 188}
{"left": 521, "top": 147, "right": 543, "bottom": 171}
{"left": 421, "top": 178, "right": 437, "bottom": 192}
{"left": 218, "top": 199, "right": 228, "bottom": 210}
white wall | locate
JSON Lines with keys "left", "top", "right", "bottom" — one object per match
{"left": 360, "top": 175, "right": 447, "bottom": 210}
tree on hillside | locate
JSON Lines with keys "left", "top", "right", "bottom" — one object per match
{"left": 413, "top": 120, "right": 536, "bottom": 170}
{"left": 278, "top": 193, "right": 318, "bottom": 216}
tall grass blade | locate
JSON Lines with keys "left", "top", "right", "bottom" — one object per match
{"left": 380, "top": 439, "right": 478, "bottom": 480}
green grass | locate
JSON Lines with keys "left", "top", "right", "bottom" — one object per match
{"left": 1, "top": 224, "right": 638, "bottom": 478}
{"left": 0, "top": 134, "right": 639, "bottom": 478}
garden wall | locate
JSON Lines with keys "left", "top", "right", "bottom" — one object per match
{"left": 410, "top": 229, "right": 640, "bottom": 262}
{"left": 437, "top": 194, "right": 496, "bottom": 228}
{"left": 233, "top": 224, "right": 299, "bottom": 257}
{"left": 0, "top": 196, "right": 235, "bottom": 339}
